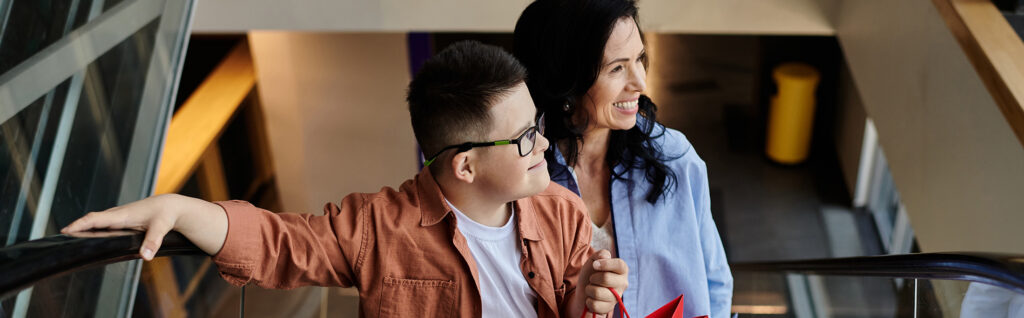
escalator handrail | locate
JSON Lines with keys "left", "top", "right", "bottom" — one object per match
{"left": 3, "top": 233, "right": 1023, "bottom": 299}
{"left": 731, "top": 252, "right": 1024, "bottom": 294}
{"left": 0, "top": 231, "right": 202, "bottom": 300}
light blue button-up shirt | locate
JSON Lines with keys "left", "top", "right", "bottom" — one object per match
{"left": 547, "top": 121, "right": 733, "bottom": 318}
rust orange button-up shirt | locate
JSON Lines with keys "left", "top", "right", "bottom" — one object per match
{"left": 211, "top": 168, "right": 593, "bottom": 317}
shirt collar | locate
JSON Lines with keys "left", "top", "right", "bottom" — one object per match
{"left": 415, "top": 168, "right": 543, "bottom": 241}
{"left": 416, "top": 168, "right": 454, "bottom": 227}
{"left": 513, "top": 196, "right": 544, "bottom": 241}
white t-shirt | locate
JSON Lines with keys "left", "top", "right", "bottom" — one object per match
{"left": 447, "top": 200, "right": 538, "bottom": 318}
{"left": 591, "top": 217, "right": 618, "bottom": 258}
{"left": 567, "top": 165, "right": 618, "bottom": 257}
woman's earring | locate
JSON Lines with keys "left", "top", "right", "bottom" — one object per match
{"left": 563, "top": 102, "right": 572, "bottom": 112}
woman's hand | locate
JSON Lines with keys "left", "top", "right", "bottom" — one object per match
{"left": 578, "top": 249, "right": 630, "bottom": 316}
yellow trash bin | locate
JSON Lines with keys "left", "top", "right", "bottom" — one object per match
{"left": 766, "top": 62, "right": 820, "bottom": 164}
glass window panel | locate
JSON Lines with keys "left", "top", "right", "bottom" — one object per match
{"left": 0, "top": 1, "right": 76, "bottom": 76}
{"left": 46, "top": 18, "right": 160, "bottom": 231}
{"left": 0, "top": 79, "right": 70, "bottom": 245}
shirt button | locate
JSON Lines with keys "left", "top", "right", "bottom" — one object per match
{"left": 528, "top": 272, "right": 535, "bottom": 279}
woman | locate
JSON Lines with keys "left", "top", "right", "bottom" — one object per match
{"left": 513, "top": 0, "right": 733, "bottom": 317}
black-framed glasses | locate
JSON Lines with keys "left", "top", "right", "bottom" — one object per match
{"left": 423, "top": 114, "right": 546, "bottom": 167}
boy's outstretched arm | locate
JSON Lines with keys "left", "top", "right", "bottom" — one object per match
{"left": 61, "top": 194, "right": 228, "bottom": 260}
{"left": 566, "top": 249, "right": 629, "bottom": 318}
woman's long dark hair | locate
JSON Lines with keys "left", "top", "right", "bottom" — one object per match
{"left": 513, "top": 0, "right": 677, "bottom": 204}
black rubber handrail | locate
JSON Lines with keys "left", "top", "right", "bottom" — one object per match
{"left": 731, "top": 252, "right": 1024, "bottom": 294}
{"left": 2, "top": 231, "right": 1023, "bottom": 300}
{"left": 0, "top": 231, "right": 203, "bottom": 299}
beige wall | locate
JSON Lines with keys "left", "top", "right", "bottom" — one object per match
{"left": 835, "top": 0, "right": 1024, "bottom": 253}
{"left": 247, "top": 32, "right": 417, "bottom": 214}
{"left": 193, "top": 0, "right": 834, "bottom": 35}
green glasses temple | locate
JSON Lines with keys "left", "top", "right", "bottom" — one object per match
{"left": 422, "top": 140, "right": 513, "bottom": 167}
{"left": 423, "top": 114, "right": 543, "bottom": 167}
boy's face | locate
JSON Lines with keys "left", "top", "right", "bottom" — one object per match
{"left": 472, "top": 82, "right": 551, "bottom": 202}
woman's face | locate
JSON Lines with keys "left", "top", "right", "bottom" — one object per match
{"left": 578, "top": 17, "right": 648, "bottom": 132}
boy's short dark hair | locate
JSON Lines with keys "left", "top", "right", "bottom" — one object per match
{"left": 407, "top": 40, "right": 527, "bottom": 165}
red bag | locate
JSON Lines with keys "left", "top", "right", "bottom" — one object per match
{"left": 580, "top": 288, "right": 708, "bottom": 318}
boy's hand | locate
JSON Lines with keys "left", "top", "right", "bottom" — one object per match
{"left": 61, "top": 194, "right": 227, "bottom": 260}
{"left": 577, "top": 249, "right": 629, "bottom": 316}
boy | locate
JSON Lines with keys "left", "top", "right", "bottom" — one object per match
{"left": 63, "top": 41, "right": 627, "bottom": 317}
